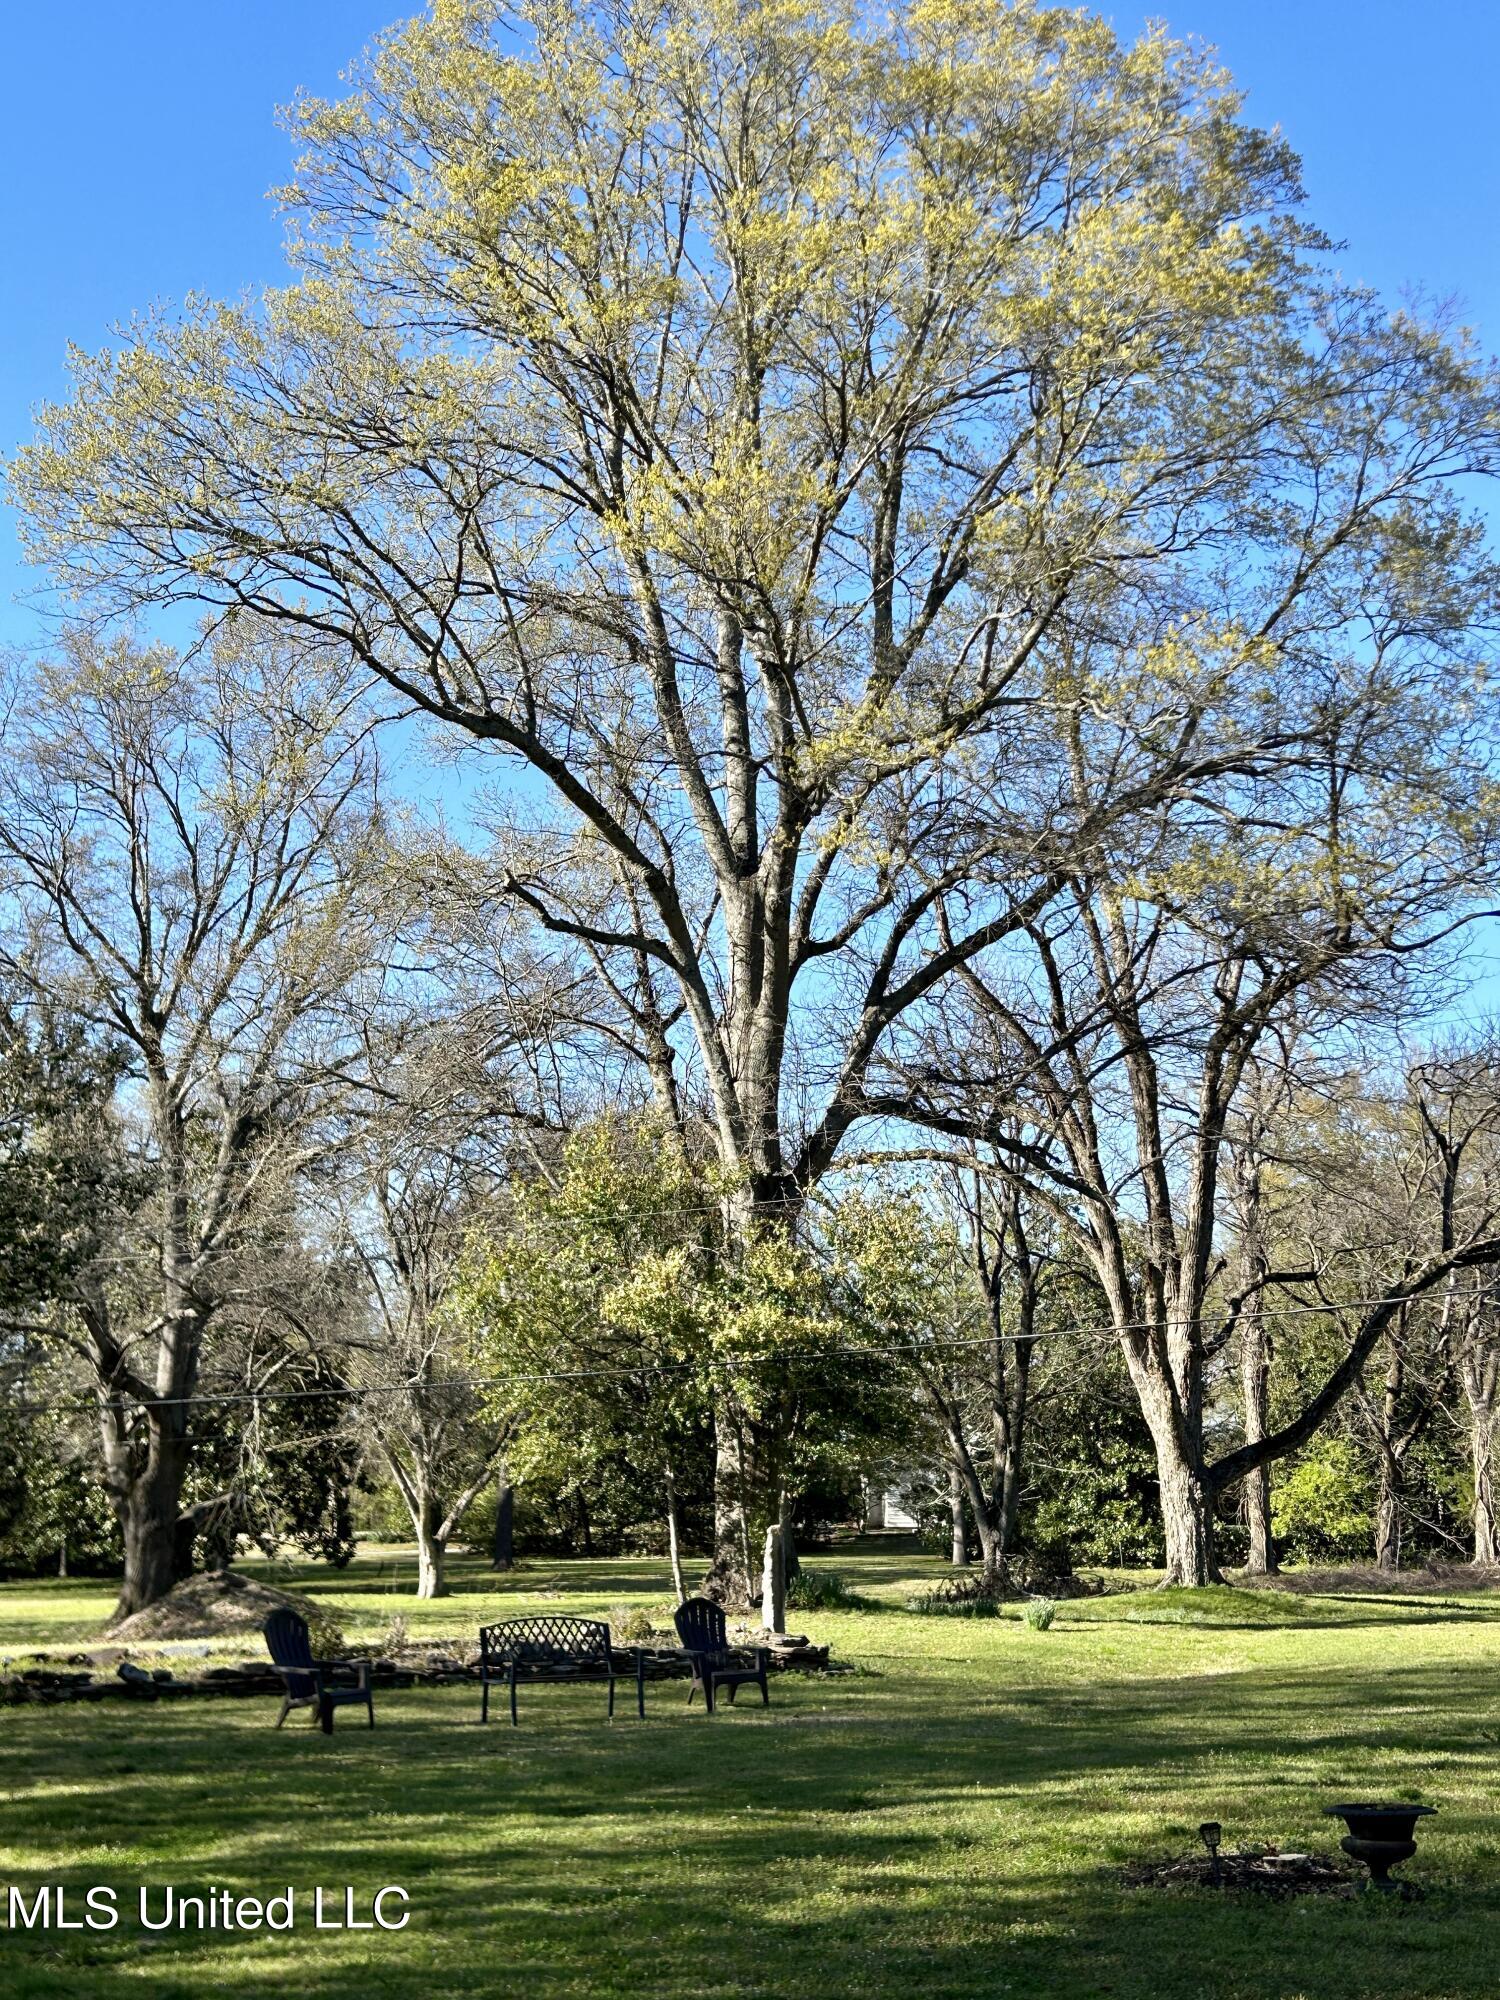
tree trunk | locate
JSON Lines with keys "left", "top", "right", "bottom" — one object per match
{"left": 1241, "top": 1316, "right": 1277, "bottom": 1575}
{"left": 1459, "top": 1323, "right": 1500, "bottom": 1566}
{"left": 996, "top": 1336, "right": 1034, "bottom": 1553}
{"left": 778, "top": 1489, "right": 800, "bottom": 1584}
{"left": 1157, "top": 1449, "right": 1217, "bottom": 1587}
{"left": 975, "top": 1515, "right": 1004, "bottom": 1587}
{"left": 111, "top": 1422, "right": 194, "bottom": 1621}
{"left": 490, "top": 1471, "right": 514, "bottom": 1571}
{"left": 949, "top": 1460, "right": 968, "bottom": 1567}
{"left": 665, "top": 1466, "right": 688, "bottom": 1605}
{"left": 707, "top": 1413, "right": 753, "bottom": 1605}
{"left": 415, "top": 1492, "right": 449, "bottom": 1599}
{"left": 943, "top": 1417, "right": 1005, "bottom": 1591}
{"left": 989, "top": 1220, "right": 1036, "bottom": 1557}
{"left": 1372, "top": 1338, "right": 1404, "bottom": 1572}
{"left": 1472, "top": 1400, "right": 1497, "bottom": 1564}
{"left": 1229, "top": 1124, "right": 1278, "bottom": 1576}
{"left": 1130, "top": 1348, "right": 1220, "bottom": 1587}
{"left": 1373, "top": 1453, "right": 1402, "bottom": 1571}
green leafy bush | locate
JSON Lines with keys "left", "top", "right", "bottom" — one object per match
{"left": 1270, "top": 1436, "right": 1372, "bottom": 1564}
{"left": 905, "top": 1588, "right": 1003, "bottom": 1619}
{"left": 786, "top": 1568, "right": 864, "bottom": 1611}
{"left": 609, "top": 1603, "right": 657, "bottom": 1644}
{"left": 1022, "top": 1597, "right": 1057, "bottom": 1631}
{"left": 304, "top": 1607, "right": 347, "bottom": 1657}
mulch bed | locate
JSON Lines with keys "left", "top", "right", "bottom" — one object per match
{"left": 1124, "top": 1848, "right": 1361, "bottom": 1898}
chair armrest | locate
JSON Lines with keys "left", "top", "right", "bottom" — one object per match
{"left": 715, "top": 1645, "right": 765, "bottom": 1670}
{"left": 314, "top": 1657, "right": 371, "bottom": 1689}
{"left": 270, "top": 1662, "right": 327, "bottom": 1690}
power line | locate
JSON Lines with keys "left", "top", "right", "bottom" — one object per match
{"left": 4, "top": 1285, "right": 1481, "bottom": 1422}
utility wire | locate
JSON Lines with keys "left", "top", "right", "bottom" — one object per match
{"left": 4, "top": 1286, "right": 1483, "bottom": 1421}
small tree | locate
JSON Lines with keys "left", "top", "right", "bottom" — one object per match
{"left": 453, "top": 1123, "right": 715, "bottom": 1597}
{"left": 324, "top": 1008, "right": 536, "bottom": 1600}
{"left": 457, "top": 1120, "right": 902, "bottom": 1603}
{"left": 833, "top": 1177, "right": 1088, "bottom": 1590}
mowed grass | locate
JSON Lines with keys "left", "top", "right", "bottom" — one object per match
{"left": 4, "top": 1548, "right": 1500, "bottom": 1999}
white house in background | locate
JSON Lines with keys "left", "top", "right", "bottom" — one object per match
{"left": 863, "top": 1480, "right": 920, "bottom": 1531}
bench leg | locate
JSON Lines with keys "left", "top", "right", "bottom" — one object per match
{"left": 636, "top": 1655, "right": 646, "bottom": 1720}
{"left": 509, "top": 1664, "right": 519, "bottom": 1727}
{"left": 481, "top": 1678, "right": 489, "bottom": 1724}
{"left": 320, "top": 1694, "right": 334, "bottom": 1735}
{"left": 607, "top": 1672, "right": 616, "bottom": 1720}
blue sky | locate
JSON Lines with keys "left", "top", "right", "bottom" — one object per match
{"left": 2, "top": 0, "right": 1497, "bottom": 649}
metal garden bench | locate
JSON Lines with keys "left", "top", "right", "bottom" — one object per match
{"left": 263, "top": 1607, "right": 375, "bottom": 1735}
{"left": 478, "top": 1615, "right": 646, "bottom": 1725}
{"left": 672, "top": 1597, "right": 770, "bottom": 1714}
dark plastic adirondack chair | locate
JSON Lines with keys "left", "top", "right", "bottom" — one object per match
{"left": 263, "top": 1608, "right": 374, "bottom": 1735}
{"left": 672, "top": 1597, "right": 770, "bottom": 1714}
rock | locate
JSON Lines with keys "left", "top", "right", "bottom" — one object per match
{"left": 107, "top": 1569, "right": 321, "bottom": 1643}
{"left": 116, "top": 1663, "right": 154, "bottom": 1685}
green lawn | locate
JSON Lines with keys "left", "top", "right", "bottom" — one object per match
{"left": 4, "top": 1547, "right": 1500, "bottom": 1999}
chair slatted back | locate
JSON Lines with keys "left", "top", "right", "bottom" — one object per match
{"left": 673, "top": 1597, "right": 729, "bottom": 1661}
{"left": 264, "top": 1608, "right": 318, "bottom": 1695}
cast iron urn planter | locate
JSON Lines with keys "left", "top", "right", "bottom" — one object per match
{"left": 1323, "top": 1802, "right": 1436, "bottom": 1892}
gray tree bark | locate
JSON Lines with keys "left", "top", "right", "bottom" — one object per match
{"left": 949, "top": 1460, "right": 968, "bottom": 1567}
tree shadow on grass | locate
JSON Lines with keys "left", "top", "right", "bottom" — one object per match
{"left": 3, "top": 1660, "right": 1499, "bottom": 2000}
{"left": 1079, "top": 1593, "right": 1500, "bottom": 1632}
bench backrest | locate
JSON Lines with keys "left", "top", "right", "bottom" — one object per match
{"left": 264, "top": 1608, "right": 317, "bottom": 1694}
{"left": 673, "top": 1596, "right": 728, "bottom": 1657}
{"left": 478, "top": 1615, "right": 612, "bottom": 1668}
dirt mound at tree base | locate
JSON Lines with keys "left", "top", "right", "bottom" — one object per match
{"left": 107, "top": 1569, "right": 320, "bottom": 1641}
